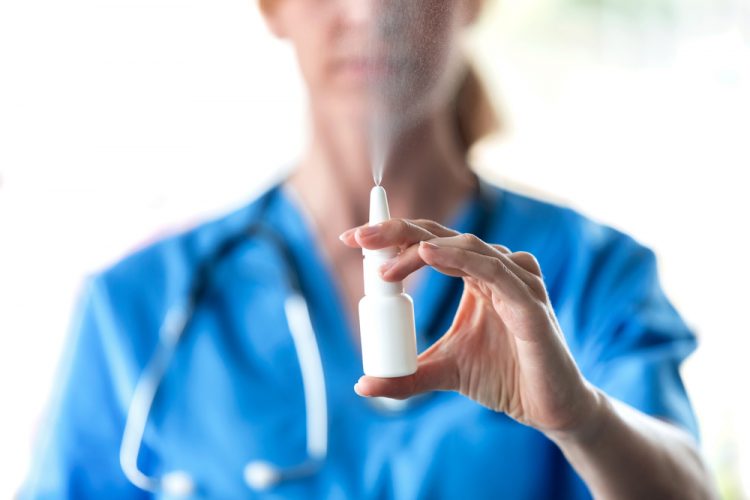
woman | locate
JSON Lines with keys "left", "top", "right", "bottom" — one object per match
{"left": 22, "top": 0, "right": 715, "bottom": 498}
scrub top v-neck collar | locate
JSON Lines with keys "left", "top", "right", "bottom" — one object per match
{"left": 267, "top": 182, "right": 499, "bottom": 382}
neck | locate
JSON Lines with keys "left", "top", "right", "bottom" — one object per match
{"left": 287, "top": 104, "right": 477, "bottom": 242}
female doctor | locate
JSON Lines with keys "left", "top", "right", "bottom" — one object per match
{"left": 22, "top": 0, "right": 715, "bottom": 498}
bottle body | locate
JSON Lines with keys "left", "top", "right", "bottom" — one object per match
{"left": 358, "top": 293, "right": 418, "bottom": 378}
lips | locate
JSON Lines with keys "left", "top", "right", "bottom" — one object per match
{"left": 335, "top": 54, "right": 417, "bottom": 82}
{"left": 335, "top": 57, "right": 391, "bottom": 78}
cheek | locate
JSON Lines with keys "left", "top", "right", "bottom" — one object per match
{"left": 293, "top": 40, "right": 328, "bottom": 92}
{"left": 277, "top": 5, "right": 338, "bottom": 94}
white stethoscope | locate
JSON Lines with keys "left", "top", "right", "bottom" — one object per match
{"left": 119, "top": 180, "right": 495, "bottom": 497}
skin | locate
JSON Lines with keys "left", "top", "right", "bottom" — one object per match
{"left": 261, "top": 0, "right": 717, "bottom": 497}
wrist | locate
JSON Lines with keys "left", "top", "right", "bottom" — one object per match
{"left": 546, "top": 383, "right": 612, "bottom": 448}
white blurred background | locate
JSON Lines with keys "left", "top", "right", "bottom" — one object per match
{"left": 0, "top": 0, "right": 748, "bottom": 497}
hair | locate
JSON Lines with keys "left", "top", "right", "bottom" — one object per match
{"left": 258, "top": 0, "right": 501, "bottom": 153}
{"left": 453, "top": 62, "right": 501, "bottom": 153}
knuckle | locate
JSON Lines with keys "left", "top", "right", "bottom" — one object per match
{"left": 422, "top": 220, "right": 451, "bottom": 234}
{"left": 512, "top": 251, "right": 542, "bottom": 275}
{"left": 529, "top": 272, "right": 545, "bottom": 286}
{"left": 493, "top": 244, "right": 511, "bottom": 254}
{"left": 394, "top": 218, "right": 411, "bottom": 231}
{"left": 413, "top": 218, "right": 433, "bottom": 229}
{"left": 389, "top": 218, "right": 412, "bottom": 237}
{"left": 513, "top": 250, "right": 536, "bottom": 262}
{"left": 460, "top": 232, "right": 481, "bottom": 246}
{"left": 421, "top": 221, "right": 441, "bottom": 235}
{"left": 529, "top": 274, "right": 546, "bottom": 294}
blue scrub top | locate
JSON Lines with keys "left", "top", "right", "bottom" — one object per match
{"left": 21, "top": 180, "right": 699, "bottom": 499}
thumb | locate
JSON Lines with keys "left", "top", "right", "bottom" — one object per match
{"left": 354, "top": 349, "right": 458, "bottom": 399}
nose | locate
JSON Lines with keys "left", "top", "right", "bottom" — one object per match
{"left": 339, "top": 0, "right": 376, "bottom": 26}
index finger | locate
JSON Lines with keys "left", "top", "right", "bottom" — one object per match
{"left": 338, "top": 218, "right": 458, "bottom": 249}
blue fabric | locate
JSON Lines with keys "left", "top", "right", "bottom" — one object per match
{"left": 20, "top": 180, "right": 699, "bottom": 499}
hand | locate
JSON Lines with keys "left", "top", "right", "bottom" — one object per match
{"left": 339, "top": 218, "right": 601, "bottom": 437}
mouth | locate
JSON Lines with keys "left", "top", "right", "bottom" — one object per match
{"left": 334, "top": 57, "right": 393, "bottom": 79}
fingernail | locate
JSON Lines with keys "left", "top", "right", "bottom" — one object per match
{"left": 358, "top": 224, "right": 381, "bottom": 238}
{"left": 421, "top": 240, "right": 440, "bottom": 249}
{"left": 338, "top": 228, "right": 355, "bottom": 241}
{"left": 354, "top": 382, "right": 368, "bottom": 397}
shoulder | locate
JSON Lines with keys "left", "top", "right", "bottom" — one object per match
{"left": 485, "top": 181, "right": 696, "bottom": 370}
{"left": 87, "top": 186, "right": 278, "bottom": 339}
{"left": 486, "top": 180, "right": 651, "bottom": 264}
{"left": 484, "top": 180, "right": 664, "bottom": 335}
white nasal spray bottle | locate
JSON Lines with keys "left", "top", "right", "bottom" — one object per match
{"left": 358, "top": 186, "right": 418, "bottom": 378}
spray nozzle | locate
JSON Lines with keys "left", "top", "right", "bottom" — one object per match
{"left": 365, "top": 186, "right": 397, "bottom": 259}
{"left": 369, "top": 185, "right": 391, "bottom": 225}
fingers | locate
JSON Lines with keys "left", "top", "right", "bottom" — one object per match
{"left": 418, "top": 241, "right": 535, "bottom": 306}
{"left": 381, "top": 238, "right": 509, "bottom": 282}
{"left": 379, "top": 237, "right": 542, "bottom": 299}
{"left": 338, "top": 218, "right": 458, "bottom": 250}
{"left": 338, "top": 218, "right": 545, "bottom": 300}
{"left": 509, "top": 251, "right": 543, "bottom": 277}
{"left": 379, "top": 243, "right": 425, "bottom": 281}
{"left": 429, "top": 236, "right": 544, "bottom": 290}
{"left": 410, "top": 219, "right": 459, "bottom": 238}
{"left": 354, "top": 351, "right": 458, "bottom": 399}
